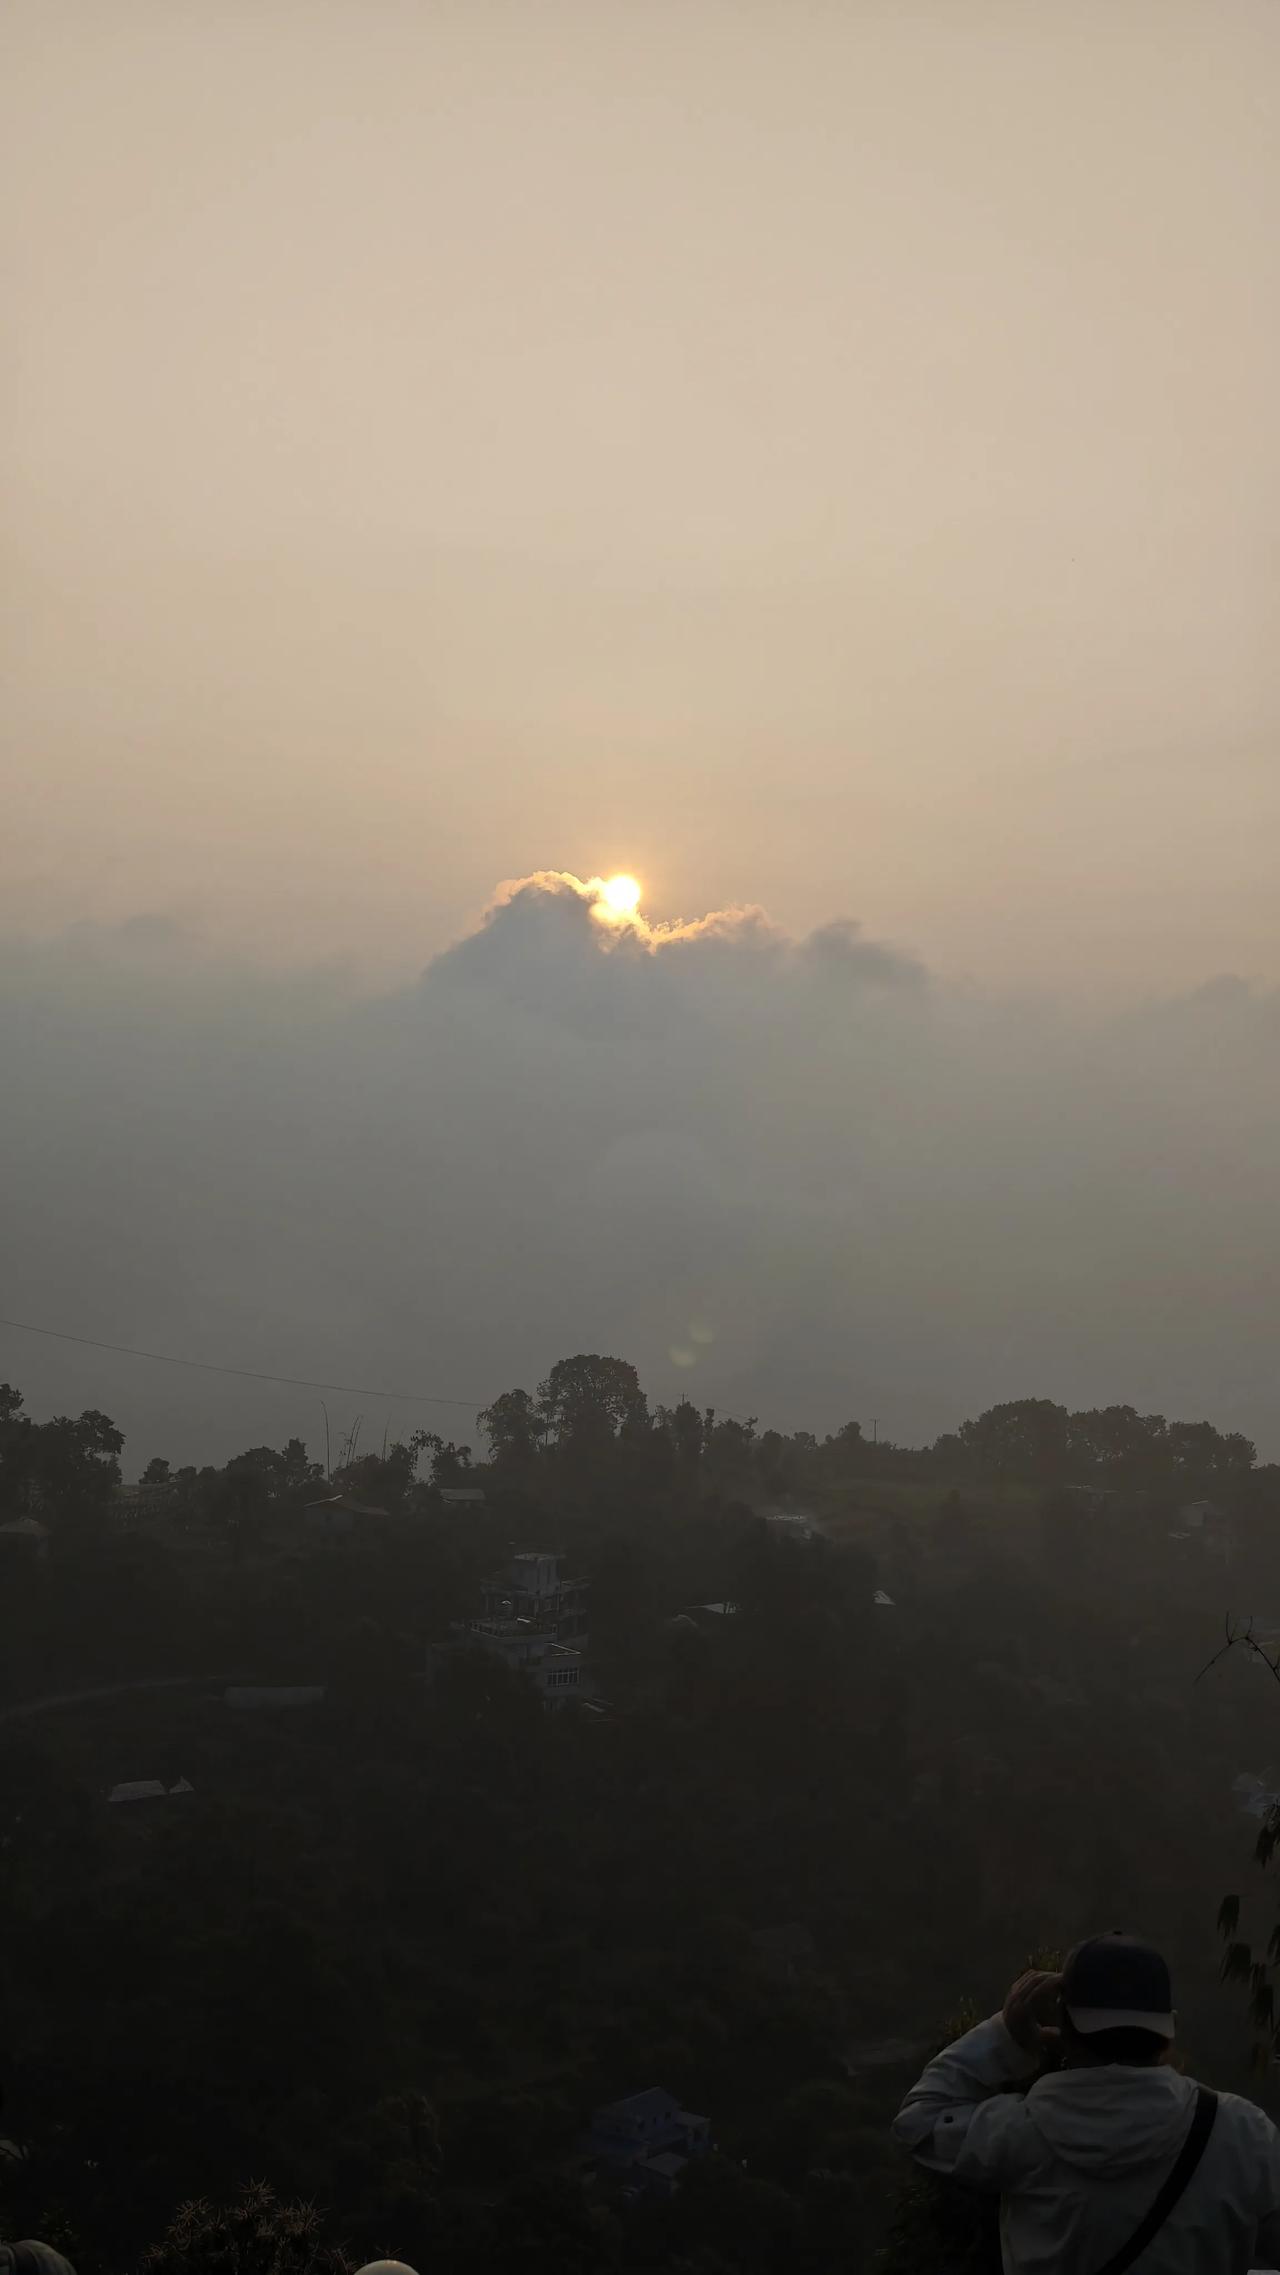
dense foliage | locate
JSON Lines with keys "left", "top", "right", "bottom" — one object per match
{"left": 3, "top": 1364, "right": 1280, "bottom": 2273}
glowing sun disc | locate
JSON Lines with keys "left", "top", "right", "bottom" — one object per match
{"left": 601, "top": 873, "right": 642, "bottom": 916}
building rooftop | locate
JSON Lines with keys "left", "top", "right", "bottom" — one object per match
{"left": 224, "top": 1686, "right": 325, "bottom": 1710}
{"left": 595, "top": 2087, "right": 678, "bottom": 2124}
{"left": 108, "top": 1778, "right": 194, "bottom": 1804}
{"left": 304, "top": 1493, "right": 389, "bottom": 1518}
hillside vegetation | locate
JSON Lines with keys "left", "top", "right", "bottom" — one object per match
{"left": 3, "top": 1365, "right": 1280, "bottom": 2274}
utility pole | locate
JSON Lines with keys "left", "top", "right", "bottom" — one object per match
{"left": 871, "top": 1417, "right": 878, "bottom": 1446}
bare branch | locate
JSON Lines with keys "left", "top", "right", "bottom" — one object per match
{"left": 1194, "top": 1615, "right": 1280, "bottom": 1688}
{"left": 1195, "top": 1613, "right": 1242, "bottom": 1684}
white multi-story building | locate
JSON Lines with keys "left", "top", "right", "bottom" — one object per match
{"left": 478, "top": 1551, "right": 590, "bottom": 1643}
{"left": 462, "top": 1622, "right": 585, "bottom": 1705}
{"left": 453, "top": 1550, "right": 592, "bottom": 1709}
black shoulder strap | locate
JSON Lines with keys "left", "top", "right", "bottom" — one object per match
{"left": 1094, "top": 2086, "right": 1218, "bottom": 2275}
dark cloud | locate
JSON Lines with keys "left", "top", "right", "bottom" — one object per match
{"left": 797, "top": 918, "right": 926, "bottom": 988}
{"left": 2, "top": 876, "right": 1279, "bottom": 1467}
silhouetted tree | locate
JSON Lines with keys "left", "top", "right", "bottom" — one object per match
{"left": 957, "top": 1399, "right": 1070, "bottom": 1485}
{"left": 0, "top": 1389, "right": 124, "bottom": 1537}
{"left": 478, "top": 1389, "right": 544, "bottom": 1468}
{"left": 537, "top": 1354, "right": 648, "bottom": 1446}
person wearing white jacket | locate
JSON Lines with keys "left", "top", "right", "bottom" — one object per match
{"left": 893, "top": 1932, "right": 1280, "bottom": 2275}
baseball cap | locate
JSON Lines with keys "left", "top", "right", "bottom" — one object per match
{"left": 1061, "top": 1932, "right": 1175, "bottom": 2040}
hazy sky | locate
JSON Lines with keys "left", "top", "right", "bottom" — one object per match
{"left": 5, "top": 0, "right": 1277, "bottom": 994}
{"left": 4, "top": 5, "right": 1279, "bottom": 1463}
{"left": 5, "top": 882, "right": 1280, "bottom": 1466}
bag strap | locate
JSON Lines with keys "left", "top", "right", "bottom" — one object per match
{"left": 1094, "top": 2085, "right": 1218, "bottom": 2275}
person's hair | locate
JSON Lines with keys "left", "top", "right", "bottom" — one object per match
{"left": 1062, "top": 2015, "right": 1168, "bottom": 2066}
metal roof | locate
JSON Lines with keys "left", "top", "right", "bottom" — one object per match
{"left": 224, "top": 1686, "right": 325, "bottom": 1709}
{"left": 108, "top": 1778, "right": 194, "bottom": 1803}
{"left": 303, "top": 1494, "right": 389, "bottom": 1518}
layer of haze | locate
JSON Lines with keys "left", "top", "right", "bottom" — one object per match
{"left": 5, "top": 0, "right": 1278, "bottom": 995}
{"left": 3, "top": 878, "right": 1280, "bottom": 1467}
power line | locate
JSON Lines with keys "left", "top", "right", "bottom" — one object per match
{"left": 0, "top": 1314, "right": 483, "bottom": 1415}
{"left": 0, "top": 1310, "right": 773, "bottom": 1428}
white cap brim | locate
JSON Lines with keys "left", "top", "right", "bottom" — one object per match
{"left": 1067, "top": 2005, "right": 1175, "bottom": 2040}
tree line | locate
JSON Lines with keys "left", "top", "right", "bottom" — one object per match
{"left": 2, "top": 1355, "right": 1278, "bottom": 2275}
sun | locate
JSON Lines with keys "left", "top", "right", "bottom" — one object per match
{"left": 600, "top": 873, "right": 642, "bottom": 918}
